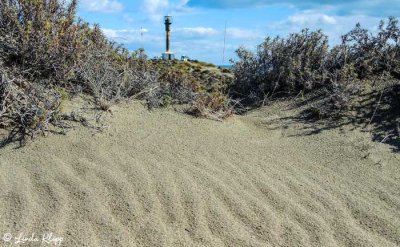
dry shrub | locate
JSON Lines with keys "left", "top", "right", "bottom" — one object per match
{"left": 0, "top": 0, "right": 233, "bottom": 146}
{"left": 143, "top": 61, "right": 233, "bottom": 119}
{"left": 0, "top": 0, "right": 158, "bottom": 101}
{"left": 0, "top": 70, "right": 61, "bottom": 146}
{"left": 0, "top": 0, "right": 81, "bottom": 83}
{"left": 186, "top": 92, "right": 234, "bottom": 120}
{"left": 231, "top": 29, "right": 329, "bottom": 106}
{"left": 231, "top": 17, "right": 400, "bottom": 117}
{"left": 161, "top": 70, "right": 198, "bottom": 102}
{"left": 0, "top": 0, "right": 168, "bottom": 145}
{"left": 341, "top": 17, "right": 400, "bottom": 79}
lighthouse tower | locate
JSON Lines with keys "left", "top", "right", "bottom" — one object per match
{"left": 162, "top": 16, "right": 175, "bottom": 60}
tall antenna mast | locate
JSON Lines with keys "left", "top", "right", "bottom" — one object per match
{"left": 222, "top": 21, "right": 227, "bottom": 64}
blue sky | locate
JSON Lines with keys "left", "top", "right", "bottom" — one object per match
{"left": 77, "top": 0, "right": 400, "bottom": 64}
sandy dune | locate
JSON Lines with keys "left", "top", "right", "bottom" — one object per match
{"left": 0, "top": 101, "right": 399, "bottom": 246}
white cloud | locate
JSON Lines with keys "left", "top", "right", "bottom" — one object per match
{"left": 269, "top": 12, "right": 381, "bottom": 45}
{"left": 173, "top": 0, "right": 194, "bottom": 13}
{"left": 80, "top": 0, "right": 123, "bottom": 13}
{"left": 141, "top": 0, "right": 195, "bottom": 22}
{"left": 123, "top": 14, "right": 135, "bottom": 23}
{"left": 143, "top": 0, "right": 169, "bottom": 21}
{"left": 179, "top": 27, "right": 218, "bottom": 36}
{"left": 226, "top": 28, "right": 262, "bottom": 40}
{"left": 102, "top": 28, "right": 118, "bottom": 38}
{"left": 288, "top": 12, "right": 337, "bottom": 26}
{"left": 186, "top": 0, "right": 400, "bottom": 17}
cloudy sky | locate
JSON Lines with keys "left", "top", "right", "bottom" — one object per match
{"left": 77, "top": 0, "right": 399, "bottom": 64}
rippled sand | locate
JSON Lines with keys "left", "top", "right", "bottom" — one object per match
{"left": 0, "top": 101, "right": 399, "bottom": 246}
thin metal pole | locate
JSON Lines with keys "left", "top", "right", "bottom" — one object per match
{"left": 140, "top": 27, "right": 144, "bottom": 48}
{"left": 222, "top": 21, "right": 227, "bottom": 64}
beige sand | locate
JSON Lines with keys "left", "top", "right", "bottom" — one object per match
{"left": 0, "top": 101, "right": 399, "bottom": 246}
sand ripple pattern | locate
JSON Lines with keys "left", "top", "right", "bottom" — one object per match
{"left": 0, "top": 103, "right": 399, "bottom": 246}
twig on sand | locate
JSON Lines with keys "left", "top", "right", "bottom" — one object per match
{"left": 381, "top": 134, "right": 394, "bottom": 143}
{"left": 367, "top": 90, "right": 384, "bottom": 128}
{"left": 131, "top": 86, "right": 160, "bottom": 99}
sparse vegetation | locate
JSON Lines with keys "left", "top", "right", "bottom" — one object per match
{"left": 0, "top": 0, "right": 399, "bottom": 148}
{"left": 230, "top": 17, "right": 399, "bottom": 115}
{"left": 0, "top": 0, "right": 232, "bottom": 145}
{"left": 230, "top": 17, "right": 400, "bottom": 148}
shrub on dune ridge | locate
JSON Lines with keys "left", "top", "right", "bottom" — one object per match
{"left": 0, "top": 0, "right": 82, "bottom": 83}
{"left": 232, "top": 29, "right": 329, "bottom": 102}
{"left": 231, "top": 17, "right": 400, "bottom": 116}
{"left": 0, "top": 0, "right": 141, "bottom": 145}
{"left": 0, "top": 0, "right": 160, "bottom": 99}
{"left": 0, "top": 69, "right": 61, "bottom": 146}
{"left": 231, "top": 29, "right": 330, "bottom": 106}
{"left": 0, "top": 0, "right": 233, "bottom": 145}
{"left": 340, "top": 18, "right": 400, "bottom": 79}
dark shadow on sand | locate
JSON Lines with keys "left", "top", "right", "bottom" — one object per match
{"left": 257, "top": 85, "right": 400, "bottom": 153}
